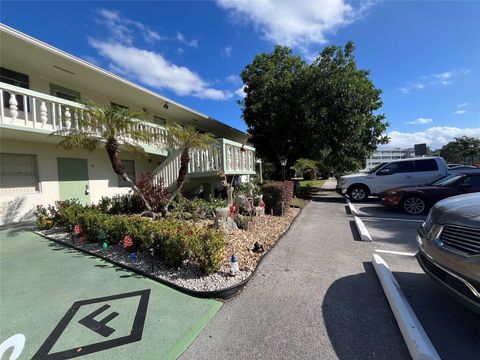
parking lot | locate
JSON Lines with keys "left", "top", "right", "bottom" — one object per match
{"left": 348, "top": 197, "right": 480, "bottom": 360}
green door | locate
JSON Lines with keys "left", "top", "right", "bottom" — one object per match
{"left": 57, "top": 157, "right": 90, "bottom": 204}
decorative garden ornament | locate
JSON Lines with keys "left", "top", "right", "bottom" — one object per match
{"left": 230, "top": 254, "right": 239, "bottom": 276}
{"left": 102, "top": 242, "right": 108, "bottom": 250}
{"left": 129, "top": 252, "right": 137, "bottom": 262}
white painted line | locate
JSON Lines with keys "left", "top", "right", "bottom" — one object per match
{"left": 346, "top": 198, "right": 358, "bottom": 216}
{"left": 375, "top": 249, "right": 416, "bottom": 257}
{"left": 372, "top": 254, "right": 440, "bottom": 360}
{"left": 354, "top": 215, "right": 373, "bottom": 241}
{"left": 362, "top": 217, "right": 425, "bottom": 223}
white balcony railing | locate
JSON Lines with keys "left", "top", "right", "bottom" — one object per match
{"left": 0, "top": 82, "right": 256, "bottom": 185}
{"left": 0, "top": 82, "right": 168, "bottom": 147}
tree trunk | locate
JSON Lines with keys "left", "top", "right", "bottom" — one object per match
{"left": 105, "top": 138, "right": 152, "bottom": 211}
{"left": 163, "top": 150, "right": 190, "bottom": 215}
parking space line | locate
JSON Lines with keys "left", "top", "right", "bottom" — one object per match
{"left": 361, "top": 217, "right": 425, "bottom": 223}
{"left": 354, "top": 216, "right": 373, "bottom": 241}
{"left": 375, "top": 249, "right": 416, "bottom": 257}
{"left": 372, "top": 254, "right": 440, "bottom": 360}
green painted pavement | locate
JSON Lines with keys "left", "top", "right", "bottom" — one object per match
{"left": 0, "top": 226, "right": 221, "bottom": 359}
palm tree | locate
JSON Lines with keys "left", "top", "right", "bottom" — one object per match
{"left": 164, "top": 124, "right": 217, "bottom": 209}
{"left": 54, "top": 101, "right": 156, "bottom": 210}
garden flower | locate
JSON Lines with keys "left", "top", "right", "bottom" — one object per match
{"left": 74, "top": 225, "right": 82, "bottom": 236}
{"left": 123, "top": 235, "right": 133, "bottom": 249}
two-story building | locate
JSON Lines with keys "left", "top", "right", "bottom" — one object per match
{"left": 0, "top": 24, "right": 255, "bottom": 225}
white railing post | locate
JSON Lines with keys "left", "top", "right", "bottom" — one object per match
{"left": 9, "top": 93, "right": 18, "bottom": 122}
{"left": 40, "top": 101, "right": 47, "bottom": 127}
{"left": 32, "top": 97, "right": 37, "bottom": 128}
{"left": 0, "top": 89, "right": 4, "bottom": 121}
{"left": 64, "top": 107, "right": 71, "bottom": 129}
{"left": 22, "top": 95, "right": 28, "bottom": 124}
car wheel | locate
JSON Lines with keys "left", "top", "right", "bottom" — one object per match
{"left": 347, "top": 185, "right": 369, "bottom": 202}
{"left": 401, "top": 196, "right": 427, "bottom": 215}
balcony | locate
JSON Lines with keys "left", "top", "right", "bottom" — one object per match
{"left": 0, "top": 82, "right": 256, "bottom": 185}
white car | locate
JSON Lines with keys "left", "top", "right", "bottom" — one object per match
{"left": 336, "top": 157, "right": 449, "bottom": 201}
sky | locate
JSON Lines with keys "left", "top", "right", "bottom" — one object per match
{"left": 1, "top": 0, "right": 479, "bottom": 150}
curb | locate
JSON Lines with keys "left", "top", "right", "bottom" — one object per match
{"left": 372, "top": 254, "right": 440, "bottom": 360}
{"left": 36, "top": 208, "right": 302, "bottom": 300}
{"left": 346, "top": 198, "right": 358, "bottom": 216}
{"left": 354, "top": 215, "right": 373, "bottom": 241}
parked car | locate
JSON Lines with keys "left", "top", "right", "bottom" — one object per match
{"left": 379, "top": 171, "right": 480, "bottom": 214}
{"left": 416, "top": 193, "right": 480, "bottom": 313}
{"left": 336, "top": 157, "right": 449, "bottom": 201}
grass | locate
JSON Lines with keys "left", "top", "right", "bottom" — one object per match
{"left": 298, "top": 179, "right": 326, "bottom": 188}
{"left": 291, "top": 197, "right": 310, "bottom": 209}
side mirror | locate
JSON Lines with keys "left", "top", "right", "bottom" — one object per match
{"left": 377, "top": 169, "right": 390, "bottom": 176}
{"left": 461, "top": 183, "right": 472, "bottom": 190}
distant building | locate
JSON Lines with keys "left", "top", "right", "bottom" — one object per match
{"left": 364, "top": 148, "right": 414, "bottom": 171}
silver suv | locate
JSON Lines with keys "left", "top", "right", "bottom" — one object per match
{"left": 416, "top": 193, "right": 480, "bottom": 313}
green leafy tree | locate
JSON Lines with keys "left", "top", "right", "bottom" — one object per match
{"left": 239, "top": 42, "right": 389, "bottom": 176}
{"left": 164, "top": 124, "right": 217, "bottom": 209}
{"left": 440, "top": 136, "right": 480, "bottom": 164}
{"left": 55, "top": 102, "right": 154, "bottom": 210}
{"left": 293, "top": 158, "right": 317, "bottom": 178}
{"left": 239, "top": 46, "right": 308, "bottom": 174}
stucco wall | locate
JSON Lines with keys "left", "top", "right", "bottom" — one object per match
{"left": 0, "top": 139, "right": 161, "bottom": 225}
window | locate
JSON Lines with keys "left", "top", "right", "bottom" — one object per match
{"left": 50, "top": 83, "right": 81, "bottom": 101}
{"left": 118, "top": 160, "right": 136, "bottom": 187}
{"left": 378, "top": 161, "right": 414, "bottom": 175}
{"left": 1, "top": 67, "right": 29, "bottom": 112}
{"left": 414, "top": 159, "right": 439, "bottom": 172}
{"left": 0, "top": 153, "right": 39, "bottom": 194}
{"left": 111, "top": 102, "right": 129, "bottom": 110}
{"left": 463, "top": 175, "right": 480, "bottom": 188}
{"left": 153, "top": 116, "right": 166, "bottom": 126}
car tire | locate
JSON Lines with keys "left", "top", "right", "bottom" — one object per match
{"left": 401, "top": 195, "right": 428, "bottom": 215}
{"left": 347, "top": 184, "right": 369, "bottom": 202}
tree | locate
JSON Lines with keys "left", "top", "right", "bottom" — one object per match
{"left": 164, "top": 124, "right": 217, "bottom": 210}
{"left": 239, "top": 46, "right": 308, "bottom": 175}
{"left": 440, "top": 136, "right": 480, "bottom": 164}
{"left": 239, "top": 42, "right": 389, "bottom": 176}
{"left": 292, "top": 158, "right": 317, "bottom": 179}
{"left": 55, "top": 102, "right": 154, "bottom": 210}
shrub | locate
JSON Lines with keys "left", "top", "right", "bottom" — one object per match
{"left": 34, "top": 205, "right": 54, "bottom": 230}
{"left": 76, "top": 210, "right": 108, "bottom": 242}
{"left": 103, "top": 215, "right": 132, "bottom": 245}
{"left": 191, "top": 228, "right": 226, "bottom": 274}
{"left": 261, "top": 181, "right": 294, "bottom": 215}
{"left": 171, "top": 195, "right": 226, "bottom": 220}
{"left": 136, "top": 173, "right": 170, "bottom": 212}
{"left": 149, "top": 219, "right": 191, "bottom": 267}
{"left": 108, "top": 193, "right": 146, "bottom": 214}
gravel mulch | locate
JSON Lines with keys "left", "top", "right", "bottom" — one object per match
{"left": 38, "top": 208, "right": 300, "bottom": 293}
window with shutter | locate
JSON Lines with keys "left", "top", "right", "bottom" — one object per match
{"left": 0, "top": 153, "right": 39, "bottom": 194}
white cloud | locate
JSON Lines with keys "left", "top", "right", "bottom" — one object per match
{"left": 386, "top": 127, "right": 480, "bottom": 149}
{"left": 457, "top": 102, "right": 468, "bottom": 108}
{"left": 405, "top": 117, "right": 432, "bottom": 125}
{"left": 235, "top": 85, "right": 247, "bottom": 98}
{"left": 216, "top": 0, "right": 372, "bottom": 56}
{"left": 89, "top": 39, "right": 232, "bottom": 100}
{"left": 455, "top": 109, "right": 466, "bottom": 115}
{"left": 399, "top": 67, "right": 471, "bottom": 94}
{"left": 175, "top": 47, "right": 185, "bottom": 55}
{"left": 225, "top": 74, "right": 241, "bottom": 84}
{"left": 176, "top": 32, "right": 198, "bottom": 47}
{"left": 222, "top": 45, "right": 233, "bottom": 58}
{"left": 95, "top": 8, "right": 163, "bottom": 44}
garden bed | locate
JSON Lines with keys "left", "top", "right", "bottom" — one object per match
{"left": 38, "top": 208, "right": 300, "bottom": 295}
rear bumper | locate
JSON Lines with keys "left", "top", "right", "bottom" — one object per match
{"left": 416, "top": 250, "right": 480, "bottom": 314}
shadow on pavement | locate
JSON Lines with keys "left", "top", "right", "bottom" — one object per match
{"left": 322, "top": 262, "right": 409, "bottom": 359}
{"left": 311, "top": 195, "right": 346, "bottom": 204}
{"left": 0, "top": 221, "right": 36, "bottom": 237}
{"left": 348, "top": 220, "right": 362, "bottom": 241}
{"left": 393, "top": 271, "right": 480, "bottom": 360}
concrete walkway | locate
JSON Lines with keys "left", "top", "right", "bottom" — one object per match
{"left": 320, "top": 177, "right": 337, "bottom": 190}
{"left": 181, "top": 191, "right": 409, "bottom": 359}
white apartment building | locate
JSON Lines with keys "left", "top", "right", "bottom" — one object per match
{"left": 364, "top": 148, "right": 414, "bottom": 171}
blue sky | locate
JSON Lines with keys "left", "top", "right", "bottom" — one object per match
{"left": 2, "top": 1, "right": 479, "bottom": 149}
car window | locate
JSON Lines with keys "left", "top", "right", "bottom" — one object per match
{"left": 414, "top": 159, "right": 439, "bottom": 172}
{"left": 463, "top": 175, "right": 480, "bottom": 188}
{"left": 431, "top": 174, "right": 462, "bottom": 187}
{"left": 378, "top": 161, "right": 414, "bottom": 175}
